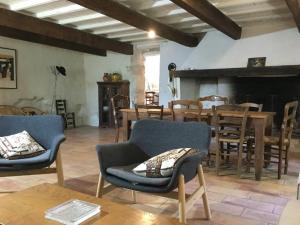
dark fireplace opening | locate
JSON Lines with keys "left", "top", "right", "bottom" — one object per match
{"left": 233, "top": 76, "right": 300, "bottom": 134}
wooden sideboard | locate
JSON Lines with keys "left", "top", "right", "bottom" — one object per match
{"left": 97, "top": 81, "right": 129, "bottom": 127}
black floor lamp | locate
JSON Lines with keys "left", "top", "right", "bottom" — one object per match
{"left": 50, "top": 66, "right": 66, "bottom": 114}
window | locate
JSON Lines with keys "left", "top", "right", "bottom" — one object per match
{"left": 144, "top": 54, "right": 160, "bottom": 92}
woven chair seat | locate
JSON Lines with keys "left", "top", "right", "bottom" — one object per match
{"left": 264, "top": 136, "right": 289, "bottom": 145}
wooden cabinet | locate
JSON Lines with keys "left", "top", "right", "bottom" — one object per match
{"left": 97, "top": 81, "right": 130, "bottom": 127}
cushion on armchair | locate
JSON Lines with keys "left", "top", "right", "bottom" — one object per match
{"left": 133, "top": 148, "right": 197, "bottom": 178}
{"left": 106, "top": 164, "right": 171, "bottom": 186}
{"left": 0, "top": 131, "right": 45, "bottom": 160}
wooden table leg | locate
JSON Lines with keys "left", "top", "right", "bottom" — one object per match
{"left": 254, "top": 118, "right": 265, "bottom": 181}
{"left": 122, "top": 111, "right": 129, "bottom": 141}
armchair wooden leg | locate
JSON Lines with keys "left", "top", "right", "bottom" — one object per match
{"left": 131, "top": 190, "right": 136, "bottom": 203}
{"left": 178, "top": 174, "right": 186, "bottom": 224}
{"left": 176, "top": 165, "right": 211, "bottom": 224}
{"left": 56, "top": 151, "right": 64, "bottom": 187}
{"left": 198, "top": 165, "right": 212, "bottom": 220}
{"left": 96, "top": 173, "right": 105, "bottom": 198}
{"left": 114, "top": 127, "right": 120, "bottom": 143}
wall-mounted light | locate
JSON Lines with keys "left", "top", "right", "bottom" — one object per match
{"left": 148, "top": 30, "right": 156, "bottom": 39}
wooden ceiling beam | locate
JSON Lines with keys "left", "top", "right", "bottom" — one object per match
{"left": 170, "top": 0, "right": 242, "bottom": 40}
{"left": 285, "top": 0, "right": 300, "bottom": 31}
{"left": 0, "top": 8, "right": 133, "bottom": 56}
{"left": 68, "top": 0, "right": 200, "bottom": 47}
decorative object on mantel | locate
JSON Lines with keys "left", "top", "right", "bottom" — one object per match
{"left": 111, "top": 72, "right": 122, "bottom": 82}
{"left": 102, "top": 73, "right": 111, "bottom": 82}
{"left": 168, "top": 62, "right": 177, "bottom": 98}
{"left": 0, "top": 47, "right": 17, "bottom": 89}
{"left": 247, "top": 57, "right": 266, "bottom": 68}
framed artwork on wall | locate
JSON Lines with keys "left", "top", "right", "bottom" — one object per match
{"left": 0, "top": 47, "right": 17, "bottom": 89}
{"left": 247, "top": 57, "right": 266, "bottom": 68}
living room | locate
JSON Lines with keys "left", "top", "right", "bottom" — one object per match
{"left": 0, "top": 0, "right": 300, "bottom": 224}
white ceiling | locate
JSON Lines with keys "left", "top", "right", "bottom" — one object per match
{"left": 0, "top": 0, "right": 295, "bottom": 50}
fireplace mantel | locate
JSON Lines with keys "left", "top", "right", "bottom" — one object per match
{"left": 174, "top": 65, "right": 300, "bottom": 78}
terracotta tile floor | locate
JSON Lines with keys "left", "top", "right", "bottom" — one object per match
{"left": 1, "top": 126, "right": 300, "bottom": 225}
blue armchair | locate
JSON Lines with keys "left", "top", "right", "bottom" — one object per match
{"left": 0, "top": 115, "right": 65, "bottom": 186}
{"left": 96, "top": 119, "right": 212, "bottom": 223}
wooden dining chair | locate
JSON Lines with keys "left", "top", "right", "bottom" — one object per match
{"left": 55, "top": 100, "right": 76, "bottom": 128}
{"left": 170, "top": 99, "right": 203, "bottom": 122}
{"left": 21, "top": 106, "right": 46, "bottom": 115}
{"left": 198, "top": 95, "right": 229, "bottom": 125}
{"left": 199, "top": 95, "right": 229, "bottom": 107}
{"left": 111, "top": 95, "right": 130, "bottom": 143}
{"left": 134, "top": 104, "right": 164, "bottom": 120}
{"left": 0, "top": 105, "right": 25, "bottom": 115}
{"left": 213, "top": 104, "right": 249, "bottom": 176}
{"left": 264, "top": 101, "right": 298, "bottom": 179}
{"left": 239, "top": 102, "right": 263, "bottom": 112}
{"left": 239, "top": 102, "right": 263, "bottom": 171}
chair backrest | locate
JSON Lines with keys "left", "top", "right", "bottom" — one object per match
{"left": 0, "top": 105, "right": 25, "bottom": 115}
{"left": 129, "top": 119, "right": 211, "bottom": 157}
{"left": 199, "top": 95, "right": 229, "bottom": 109}
{"left": 0, "top": 115, "right": 64, "bottom": 161}
{"left": 281, "top": 101, "right": 298, "bottom": 143}
{"left": 213, "top": 104, "right": 249, "bottom": 145}
{"left": 111, "top": 94, "right": 130, "bottom": 128}
{"left": 134, "top": 104, "right": 164, "bottom": 120}
{"left": 21, "top": 106, "right": 46, "bottom": 115}
{"left": 170, "top": 99, "right": 203, "bottom": 121}
{"left": 56, "top": 100, "right": 67, "bottom": 115}
{"left": 239, "top": 102, "right": 263, "bottom": 112}
{"left": 145, "top": 91, "right": 159, "bottom": 106}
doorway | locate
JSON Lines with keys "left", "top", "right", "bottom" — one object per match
{"left": 144, "top": 54, "right": 160, "bottom": 92}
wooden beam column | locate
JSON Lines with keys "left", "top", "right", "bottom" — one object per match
{"left": 170, "top": 0, "right": 242, "bottom": 40}
{"left": 68, "top": 0, "right": 200, "bottom": 47}
{"left": 0, "top": 8, "right": 134, "bottom": 55}
{"left": 285, "top": 0, "right": 300, "bottom": 32}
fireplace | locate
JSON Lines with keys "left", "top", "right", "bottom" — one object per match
{"left": 233, "top": 76, "right": 300, "bottom": 133}
{"left": 175, "top": 65, "right": 300, "bottom": 134}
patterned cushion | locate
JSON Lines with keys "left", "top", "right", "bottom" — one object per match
{"left": 133, "top": 148, "right": 197, "bottom": 178}
{"left": 0, "top": 131, "right": 45, "bottom": 160}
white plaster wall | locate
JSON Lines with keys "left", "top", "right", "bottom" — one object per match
{"left": 159, "top": 42, "right": 194, "bottom": 105}
{"left": 0, "top": 36, "right": 86, "bottom": 124}
{"left": 83, "top": 52, "right": 132, "bottom": 126}
{"left": 0, "top": 36, "right": 134, "bottom": 127}
{"left": 160, "top": 28, "right": 300, "bottom": 105}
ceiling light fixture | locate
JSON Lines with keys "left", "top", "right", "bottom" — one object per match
{"left": 10, "top": 0, "right": 56, "bottom": 11}
{"left": 148, "top": 30, "right": 156, "bottom": 39}
{"left": 36, "top": 4, "right": 84, "bottom": 18}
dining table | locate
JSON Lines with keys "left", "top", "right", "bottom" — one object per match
{"left": 120, "top": 108, "right": 275, "bottom": 181}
